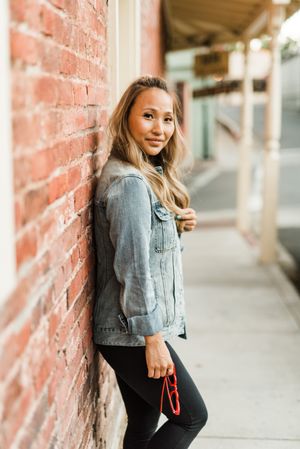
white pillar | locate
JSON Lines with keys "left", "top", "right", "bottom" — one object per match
{"left": 0, "top": 0, "right": 16, "bottom": 302}
{"left": 237, "top": 40, "right": 253, "bottom": 233}
{"left": 118, "top": 0, "right": 141, "bottom": 96}
{"left": 259, "top": 3, "right": 285, "bottom": 263}
{"left": 108, "top": 0, "right": 120, "bottom": 110}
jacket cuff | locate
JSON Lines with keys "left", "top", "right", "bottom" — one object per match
{"left": 127, "top": 304, "right": 164, "bottom": 336}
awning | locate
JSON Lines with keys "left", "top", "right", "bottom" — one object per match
{"left": 163, "top": 0, "right": 300, "bottom": 51}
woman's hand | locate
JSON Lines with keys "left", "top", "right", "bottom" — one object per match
{"left": 176, "top": 208, "right": 197, "bottom": 232}
{"left": 144, "top": 333, "right": 174, "bottom": 379}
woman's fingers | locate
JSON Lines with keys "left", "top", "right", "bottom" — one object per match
{"left": 178, "top": 208, "right": 197, "bottom": 232}
{"left": 149, "top": 365, "right": 174, "bottom": 378}
{"left": 177, "top": 209, "right": 197, "bottom": 222}
{"left": 166, "top": 364, "right": 174, "bottom": 376}
{"left": 147, "top": 367, "right": 155, "bottom": 378}
{"left": 145, "top": 336, "right": 174, "bottom": 378}
{"left": 153, "top": 368, "right": 161, "bottom": 379}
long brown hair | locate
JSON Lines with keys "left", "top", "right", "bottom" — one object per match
{"left": 108, "top": 76, "right": 191, "bottom": 231}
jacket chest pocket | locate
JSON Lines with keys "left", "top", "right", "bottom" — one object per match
{"left": 153, "top": 203, "right": 177, "bottom": 253}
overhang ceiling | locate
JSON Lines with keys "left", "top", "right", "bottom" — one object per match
{"left": 163, "top": 0, "right": 300, "bottom": 51}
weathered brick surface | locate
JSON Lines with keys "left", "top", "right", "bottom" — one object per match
{"left": 1, "top": 1, "right": 114, "bottom": 448}
{"left": 1, "top": 1, "right": 165, "bottom": 448}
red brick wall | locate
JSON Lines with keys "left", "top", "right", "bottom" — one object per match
{"left": 0, "top": 1, "right": 121, "bottom": 448}
{"left": 141, "top": 0, "right": 165, "bottom": 76}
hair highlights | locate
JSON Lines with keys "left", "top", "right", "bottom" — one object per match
{"left": 107, "top": 76, "right": 191, "bottom": 232}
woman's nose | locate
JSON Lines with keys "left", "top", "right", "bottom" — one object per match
{"left": 152, "top": 119, "right": 163, "bottom": 134}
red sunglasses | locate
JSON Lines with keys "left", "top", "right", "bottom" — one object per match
{"left": 160, "top": 365, "right": 180, "bottom": 416}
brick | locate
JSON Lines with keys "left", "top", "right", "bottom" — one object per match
{"left": 33, "top": 76, "right": 58, "bottom": 105}
{"left": 10, "top": 31, "right": 40, "bottom": 65}
{"left": 13, "top": 155, "right": 31, "bottom": 192}
{"left": 38, "top": 213, "right": 57, "bottom": 251}
{"left": 74, "top": 109, "right": 89, "bottom": 130}
{"left": 0, "top": 318, "right": 31, "bottom": 381}
{"left": 10, "top": 0, "right": 26, "bottom": 22}
{"left": 61, "top": 109, "right": 78, "bottom": 135}
{"left": 17, "top": 390, "right": 49, "bottom": 449}
{"left": 49, "top": 0, "right": 65, "bottom": 9}
{"left": 67, "top": 164, "right": 81, "bottom": 191}
{"left": 2, "top": 386, "right": 34, "bottom": 448}
{"left": 54, "top": 217, "right": 81, "bottom": 262}
{"left": 48, "top": 173, "right": 67, "bottom": 203}
{"left": 69, "top": 136, "right": 85, "bottom": 160}
{"left": 31, "top": 148, "right": 55, "bottom": 181}
{"left": 25, "top": 0, "right": 42, "bottom": 30}
{"left": 49, "top": 298, "right": 66, "bottom": 341}
{"left": 11, "top": 72, "right": 33, "bottom": 111}
{"left": 41, "top": 4, "right": 56, "bottom": 36}
{"left": 77, "top": 300, "right": 92, "bottom": 335}
{"left": 47, "top": 351, "right": 65, "bottom": 407}
{"left": 37, "top": 291, "right": 53, "bottom": 327}
{"left": 80, "top": 204, "right": 93, "bottom": 231}
{"left": 40, "top": 44, "right": 61, "bottom": 74}
{"left": 84, "top": 131, "right": 99, "bottom": 153}
{"left": 67, "top": 266, "right": 84, "bottom": 307}
{"left": 15, "top": 197, "right": 24, "bottom": 230}
{"left": 71, "top": 246, "right": 80, "bottom": 270}
{"left": 52, "top": 140, "right": 71, "bottom": 166}
{"left": 78, "top": 236, "right": 89, "bottom": 262}
{"left": 33, "top": 411, "right": 56, "bottom": 449}
{"left": 57, "top": 80, "right": 74, "bottom": 106}
{"left": 59, "top": 49, "right": 77, "bottom": 76}
{"left": 33, "top": 350, "right": 53, "bottom": 394}
{"left": 2, "top": 368, "right": 23, "bottom": 420}
{"left": 13, "top": 114, "right": 40, "bottom": 149}
{"left": 0, "top": 278, "right": 30, "bottom": 332}
{"left": 24, "top": 185, "right": 48, "bottom": 224}
{"left": 64, "top": 331, "right": 82, "bottom": 372}
{"left": 41, "top": 110, "right": 63, "bottom": 141}
{"left": 74, "top": 182, "right": 93, "bottom": 212}
{"left": 16, "top": 227, "right": 38, "bottom": 267}
{"left": 73, "top": 83, "right": 87, "bottom": 106}
{"left": 63, "top": 0, "right": 78, "bottom": 17}
{"left": 77, "top": 58, "right": 90, "bottom": 80}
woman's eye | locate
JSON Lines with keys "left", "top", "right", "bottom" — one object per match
{"left": 143, "top": 113, "right": 153, "bottom": 119}
{"left": 165, "top": 117, "right": 173, "bottom": 122}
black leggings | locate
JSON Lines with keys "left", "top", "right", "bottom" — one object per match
{"left": 97, "top": 341, "right": 208, "bottom": 449}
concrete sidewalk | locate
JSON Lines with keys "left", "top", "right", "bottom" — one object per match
{"left": 172, "top": 227, "right": 300, "bottom": 449}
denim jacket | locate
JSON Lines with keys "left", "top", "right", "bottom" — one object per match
{"left": 92, "top": 155, "right": 187, "bottom": 346}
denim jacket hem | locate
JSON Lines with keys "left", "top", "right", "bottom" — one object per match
{"left": 93, "top": 323, "right": 186, "bottom": 347}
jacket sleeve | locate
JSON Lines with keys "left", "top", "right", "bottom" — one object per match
{"left": 105, "top": 175, "right": 164, "bottom": 336}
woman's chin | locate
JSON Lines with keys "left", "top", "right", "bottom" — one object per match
{"left": 142, "top": 145, "right": 164, "bottom": 156}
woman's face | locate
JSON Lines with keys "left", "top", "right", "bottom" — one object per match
{"left": 128, "top": 88, "right": 175, "bottom": 156}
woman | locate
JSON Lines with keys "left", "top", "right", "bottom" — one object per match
{"left": 93, "top": 76, "right": 208, "bottom": 449}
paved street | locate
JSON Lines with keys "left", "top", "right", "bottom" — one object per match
{"left": 172, "top": 227, "right": 300, "bottom": 449}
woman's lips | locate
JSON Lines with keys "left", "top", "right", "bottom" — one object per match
{"left": 146, "top": 139, "right": 164, "bottom": 145}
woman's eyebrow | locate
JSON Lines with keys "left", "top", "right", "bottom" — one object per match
{"left": 142, "top": 107, "right": 173, "bottom": 114}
